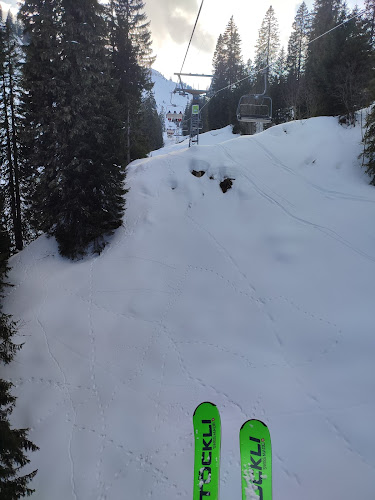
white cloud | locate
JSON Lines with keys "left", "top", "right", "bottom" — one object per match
{"left": 0, "top": 0, "right": 18, "bottom": 16}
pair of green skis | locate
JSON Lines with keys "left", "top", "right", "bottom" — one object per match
{"left": 193, "top": 402, "right": 272, "bottom": 500}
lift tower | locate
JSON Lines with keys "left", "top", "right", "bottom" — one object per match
{"left": 174, "top": 73, "right": 212, "bottom": 146}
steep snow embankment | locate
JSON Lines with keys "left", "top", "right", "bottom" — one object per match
{"left": 3, "top": 118, "right": 375, "bottom": 500}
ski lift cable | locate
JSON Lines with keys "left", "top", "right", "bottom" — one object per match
{"left": 309, "top": 7, "right": 366, "bottom": 44}
{"left": 179, "top": 0, "right": 205, "bottom": 75}
{"left": 199, "top": 7, "right": 367, "bottom": 113}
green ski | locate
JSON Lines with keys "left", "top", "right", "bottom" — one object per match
{"left": 193, "top": 402, "right": 221, "bottom": 500}
{"left": 239, "top": 419, "right": 272, "bottom": 500}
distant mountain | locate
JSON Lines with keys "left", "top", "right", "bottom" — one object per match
{"left": 150, "top": 69, "right": 190, "bottom": 135}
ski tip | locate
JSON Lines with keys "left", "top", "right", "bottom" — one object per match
{"left": 193, "top": 401, "right": 217, "bottom": 417}
{"left": 240, "top": 419, "right": 269, "bottom": 431}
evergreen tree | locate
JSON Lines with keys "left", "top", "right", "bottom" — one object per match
{"left": 331, "top": 7, "right": 372, "bottom": 122}
{"left": 21, "top": 0, "right": 126, "bottom": 259}
{"left": 362, "top": 107, "right": 375, "bottom": 185}
{"left": 0, "top": 11, "right": 23, "bottom": 251}
{"left": 304, "top": 0, "right": 346, "bottom": 116}
{"left": 270, "top": 47, "right": 289, "bottom": 123}
{"left": 159, "top": 105, "right": 166, "bottom": 135}
{"left": 109, "top": 0, "right": 154, "bottom": 164}
{"left": 19, "top": 0, "right": 62, "bottom": 236}
{"left": 285, "top": 2, "right": 311, "bottom": 118}
{"left": 254, "top": 6, "right": 280, "bottom": 87}
{"left": 208, "top": 34, "right": 229, "bottom": 129}
{"left": 127, "top": 0, "right": 155, "bottom": 69}
{"left": 245, "top": 58, "right": 257, "bottom": 90}
{"left": 364, "top": 0, "right": 375, "bottom": 47}
{"left": 132, "top": 90, "right": 163, "bottom": 157}
{"left": 208, "top": 18, "right": 246, "bottom": 130}
{"left": 0, "top": 193, "right": 38, "bottom": 498}
{"left": 305, "top": 1, "right": 371, "bottom": 118}
{"left": 222, "top": 16, "right": 246, "bottom": 87}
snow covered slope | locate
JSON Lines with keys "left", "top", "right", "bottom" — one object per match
{"left": 151, "top": 69, "right": 190, "bottom": 143}
{"left": 3, "top": 117, "right": 375, "bottom": 500}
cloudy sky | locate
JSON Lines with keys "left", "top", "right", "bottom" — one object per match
{"left": 2, "top": 0, "right": 366, "bottom": 84}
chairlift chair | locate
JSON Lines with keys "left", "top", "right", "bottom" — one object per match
{"left": 236, "top": 68, "right": 272, "bottom": 124}
{"left": 166, "top": 110, "right": 183, "bottom": 123}
{"left": 236, "top": 94, "right": 272, "bottom": 123}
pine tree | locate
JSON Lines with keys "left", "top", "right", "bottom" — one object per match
{"left": 19, "top": 0, "right": 62, "bottom": 235}
{"left": 285, "top": 2, "right": 310, "bottom": 118}
{"left": 362, "top": 107, "right": 375, "bottom": 185}
{"left": 132, "top": 90, "right": 163, "bottom": 157}
{"left": 270, "top": 47, "right": 289, "bottom": 123}
{"left": 209, "top": 34, "right": 229, "bottom": 129}
{"left": 254, "top": 6, "right": 280, "bottom": 87}
{"left": 222, "top": 16, "right": 246, "bottom": 87}
{"left": 21, "top": 0, "right": 126, "bottom": 259}
{"left": 127, "top": 0, "right": 155, "bottom": 69}
{"left": 331, "top": 7, "right": 372, "bottom": 123}
{"left": 304, "top": 0, "right": 346, "bottom": 116}
{"left": 364, "top": 0, "right": 375, "bottom": 47}
{"left": 306, "top": 1, "right": 371, "bottom": 118}
{"left": 0, "top": 11, "right": 23, "bottom": 251}
{"left": 208, "top": 18, "right": 246, "bottom": 130}
{"left": 109, "top": 0, "right": 154, "bottom": 164}
{"left": 0, "top": 192, "right": 38, "bottom": 498}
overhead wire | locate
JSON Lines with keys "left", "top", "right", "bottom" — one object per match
{"left": 179, "top": 0, "right": 205, "bottom": 75}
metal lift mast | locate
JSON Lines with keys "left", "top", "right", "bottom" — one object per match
{"left": 174, "top": 72, "right": 212, "bottom": 146}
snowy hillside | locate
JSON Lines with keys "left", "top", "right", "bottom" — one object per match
{"left": 3, "top": 117, "right": 375, "bottom": 500}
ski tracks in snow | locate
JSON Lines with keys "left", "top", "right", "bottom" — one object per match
{"left": 220, "top": 142, "right": 375, "bottom": 264}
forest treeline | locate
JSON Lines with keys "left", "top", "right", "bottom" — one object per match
{"left": 185, "top": 0, "right": 375, "bottom": 184}
{"left": 0, "top": 0, "right": 164, "bottom": 260}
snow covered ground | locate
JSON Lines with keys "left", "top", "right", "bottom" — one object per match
{"left": 3, "top": 116, "right": 375, "bottom": 499}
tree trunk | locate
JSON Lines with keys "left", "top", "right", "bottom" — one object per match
{"left": 2, "top": 74, "right": 20, "bottom": 250}
{"left": 126, "top": 105, "right": 131, "bottom": 165}
{"left": 7, "top": 46, "right": 23, "bottom": 250}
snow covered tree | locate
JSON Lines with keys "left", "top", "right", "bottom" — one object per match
{"left": 0, "top": 193, "right": 38, "bottom": 498}
{"left": 364, "top": 0, "right": 375, "bottom": 47}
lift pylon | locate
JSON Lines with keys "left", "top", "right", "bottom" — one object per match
{"left": 173, "top": 72, "right": 212, "bottom": 146}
